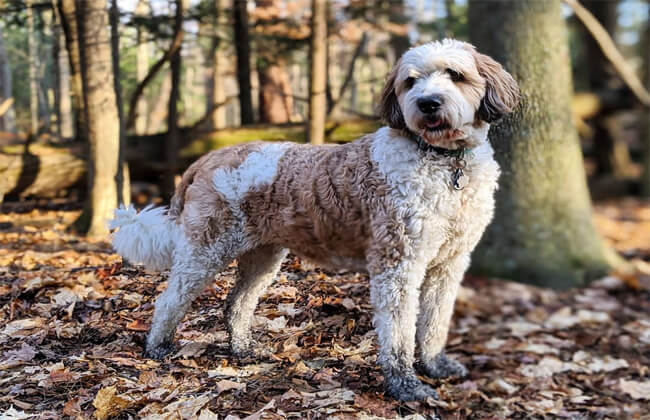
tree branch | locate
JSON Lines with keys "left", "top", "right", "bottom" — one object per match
{"left": 564, "top": 0, "right": 650, "bottom": 106}
{"left": 125, "top": 22, "right": 185, "bottom": 130}
{"left": 328, "top": 32, "right": 368, "bottom": 116}
{"left": 0, "top": 98, "right": 13, "bottom": 118}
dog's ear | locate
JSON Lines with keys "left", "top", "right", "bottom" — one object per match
{"left": 377, "top": 61, "right": 406, "bottom": 130}
{"left": 473, "top": 51, "right": 520, "bottom": 123}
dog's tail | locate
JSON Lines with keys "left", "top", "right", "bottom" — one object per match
{"left": 110, "top": 204, "right": 182, "bottom": 271}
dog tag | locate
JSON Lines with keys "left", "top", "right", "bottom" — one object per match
{"left": 452, "top": 168, "right": 468, "bottom": 190}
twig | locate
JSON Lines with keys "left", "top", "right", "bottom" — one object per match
{"left": 0, "top": 97, "right": 13, "bottom": 118}
{"left": 564, "top": 0, "right": 650, "bottom": 106}
{"left": 328, "top": 32, "right": 369, "bottom": 116}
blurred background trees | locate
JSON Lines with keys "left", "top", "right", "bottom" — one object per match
{"left": 0, "top": 0, "right": 648, "bottom": 286}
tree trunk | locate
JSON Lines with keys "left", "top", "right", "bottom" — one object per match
{"left": 53, "top": 15, "right": 74, "bottom": 141}
{"left": 74, "top": 0, "right": 121, "bottom": 237}
{"left": 134, "top": 0, "right": 149, "bottom": 135}
{"left": 57, "top": 0, "right": 87, "bottom": 143}
{"left": 308, "top": 0, "right": 327, "bottom": 145}
{"left": 233, "top": 0, "right": 254, "bottom": 125}
{"left": 165, "top": 0, "right": 185, "bottom": 197}
{"left": 206, "top": 0, "right": 227, "bottom": 130}
{"left": 0, "top": 23, "right": 15, "bottom": 134}
{"left": 468, "top": 0, "right": 620, "bottom": 288}
{"left": 27, "top": 0, "right": 40, "bottom": 135}
{"left": 110, "top": 0, "right": 130, "bottom": 206}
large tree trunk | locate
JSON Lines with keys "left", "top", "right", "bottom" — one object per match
{"left": 468, "top": 0, "right": 620, "bottom": 288}
{"left": 233, "top": 0, "right": 254, "bottom": 125}
{"left": 307, "top": 0, "right": 327, "bottom": 145}
{"left": 134, "top": 0, "right": 150, "bottom": 135}
{"left": 73, "top": 0, "right": 121, "bottom": 237}
{"left": 165, "top": 0, "right": 185, "bottom": 197}
{"left": 205, "top": 0, "right": 228, "bottom": 130}
{"left": 26, "top": 0, "right": 40, "bottom": 135}
{"left": 0, "top": 23, "right": 15, "bottom": 134}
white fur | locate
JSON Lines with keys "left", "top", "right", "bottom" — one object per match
{"left": 110, "top": 204, "right": 182, "bottom": 271}
{"left": 212, "top": 142, "right": 290, "bottom": 202}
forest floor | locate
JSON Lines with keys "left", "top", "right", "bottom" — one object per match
{"left": 0, "top": 198, "right": 649, "bottom": 420}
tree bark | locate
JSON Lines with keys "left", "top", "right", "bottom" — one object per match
{"left": 0, "top": 23, "right": 15, "bottom": 134}
{"left": 165, "top": 0, "right": 185, "bottom": 197}
{"left": 134, "top": 0, "right": 150, "bottom": 135}
{"left": 468, "top": 0, "right": 620, "bottom": 288}
{"left": 308, "top": 0, "right": 327, "bottom": 145}
{"left": 233, "top": 0, "right": 254, "bottom": 125}
{"left": 26, "top": 0, "right": 40, "bottom": 135}
{"left": 206, "top": 0, "right": 228, "bottom": 130}
{"left": 74, "top": 0, "right": 121, "bottom": 237}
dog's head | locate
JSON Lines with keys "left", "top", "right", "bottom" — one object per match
{"left": 378, "top": 39, "right": 520, "bottom": 149}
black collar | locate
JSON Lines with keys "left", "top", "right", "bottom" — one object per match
{"left": 413, "top": 134, "right": 467, "bottom": 159}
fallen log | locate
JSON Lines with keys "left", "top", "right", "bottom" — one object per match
{"left": 0, "top": 119, "right": 381, "bottom": 199}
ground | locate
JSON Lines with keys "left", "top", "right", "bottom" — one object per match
{"left": 0, "top": 199, "right": 649, "bottom": 420}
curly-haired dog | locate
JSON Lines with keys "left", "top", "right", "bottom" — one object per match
{"left": 111, "top": 39, "right": 519, "bottom": 401}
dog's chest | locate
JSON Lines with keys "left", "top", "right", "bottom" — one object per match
{"left": 371, "top": 136, "right": 500, "bottom": 255}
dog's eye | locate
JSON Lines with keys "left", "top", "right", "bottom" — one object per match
{"left": 446, "top": 68, "right": 464, "bottom": 82}
{"left": 404, "top": 77, "right": 416, "bottom": 89}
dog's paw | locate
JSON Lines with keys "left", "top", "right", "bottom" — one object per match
{"left": 230, "top": 338, "right": 271, "bottom": 361}
{"left": 144, "top": 341, "right": 176, "bottom": 360}
{"left": 384, "top": 370, "right": 439, "bottom": 401}
{"left": 419, "top": 352, "right": 468, "bottom": 379}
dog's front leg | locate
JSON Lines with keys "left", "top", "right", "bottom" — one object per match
{"left": 416, "top": 254, "right": 469, "bottom": 379}
{"left": 369, "top": 259, "right": 438, "bottom": 401}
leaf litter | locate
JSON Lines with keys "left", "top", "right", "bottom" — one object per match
{"left": 0, "top": 201, "right": 649, "bottom": 418}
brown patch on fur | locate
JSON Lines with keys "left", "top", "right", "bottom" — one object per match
{"left": 377, "top": 61, "right": 407, "bottom": 131}
{"left": 240, "top": 137, "right": 405, "bottom": 272}
{"left": 470, "top": 49, "right": 520, "bottom": 122}
{"left": 172, "top": 143, "right": 262, "bottom": 245}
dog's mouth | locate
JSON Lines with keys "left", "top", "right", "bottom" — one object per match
{"left": 423, "top": 118, "right": 451, "bottom": 133}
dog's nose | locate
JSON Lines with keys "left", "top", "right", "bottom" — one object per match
{"left": 417, "top": 96, "right": 444, "bottom": 114}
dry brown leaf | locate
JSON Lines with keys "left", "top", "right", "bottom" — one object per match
{"left": 216, "top": 379, "right": 246, "bottom": 394}
{"left": 619, "top": 379, "right": 650, "bottom": 400}
{"left": 93, "top": 386, "right": 133, "bottom": 420}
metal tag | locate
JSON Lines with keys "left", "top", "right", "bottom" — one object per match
{"left": 452, "top": 168, "right": 468, "bottom": 190}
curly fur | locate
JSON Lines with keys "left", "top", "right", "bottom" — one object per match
{"left": 110, "top": 39, "right": 519, "bottom": 402}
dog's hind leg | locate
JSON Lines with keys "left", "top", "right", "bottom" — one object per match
{"left": 369, "top": 255, "right": 439, "bottom": 401}
{"left": 225, "top": 245, "right": 288, "bottom": 358}
{"left": 416, "top": 254, "right": 469, "bottom": 379}
{"left": 145, "top": 239, "right": 240, "bottom": 359}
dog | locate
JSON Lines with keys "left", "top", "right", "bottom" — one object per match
{"left": 111, "top": 39, "right": 519, "bottom": 402}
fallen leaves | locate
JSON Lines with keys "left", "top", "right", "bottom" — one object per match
{"left": 0, "top": 201, "right": 649, "bottom": 418}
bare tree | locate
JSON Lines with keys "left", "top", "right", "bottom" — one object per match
{"left": 233, "top": 0, "right": 254, "bottom": 125}
{"left": 308, "top": 0, "right": 327, "bottom": 145}
{"left": 468, "top": 0, "right": 621, "bottom": 288}
{"left": 53, "top": 12, "right": 74, "bottom": 140}
{"left": 0, "top": 23, "right": 15, "bottom": 134}
{"left": 643, "top": 7, "right": 650, "bottom": 198}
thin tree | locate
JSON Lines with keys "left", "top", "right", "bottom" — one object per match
{"left": 233, "top": 0, "right": 254, "bottom": 125}
{"left": 643, "top": 7, "right": 650, "bottom": 198}
{"left": 52, "top": 10, "right": 74, "bottom": 140}
{"left": 468, "top": 0, "right": 622, "bottom": 288}
{"left": 68, "top": 0, "right": 122, "bottom": 236}
{"left": 0, "top": 22, "right": 15, "bottom": 134}
{"left": 308, "top": 0, "right": 327, "bottom": 145}
{"left": 165, "top": 0, "right": 185, "bottom": 197}
{"left": 26, "top": 0, "right": 39, "bottom": 135}
{"left": 134, "top": 0, "right": 150, "bottom": 135}
{"left": 206, "top": 0, "right": 228, "bottom": 130}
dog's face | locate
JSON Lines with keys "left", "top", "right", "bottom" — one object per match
{"left": 378, "top": 39, "right": 520, "bottom": 149}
